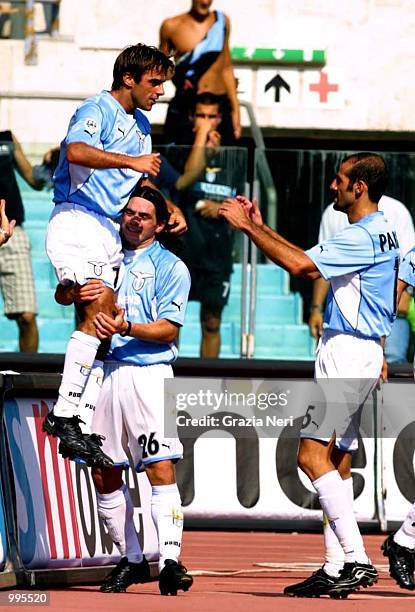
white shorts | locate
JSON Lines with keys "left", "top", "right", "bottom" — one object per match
{"left": 46, "top": 203, "right": 122, "bottom": 288}
{"left": 93, "top": 361, "right": 183, "bottom": 471}
{"left": 301, "top": 330, "right": 383, "bottom": 452}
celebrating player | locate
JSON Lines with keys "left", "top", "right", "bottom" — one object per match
{"left": 73, "top": 185, "right": 192, "bottom": 595}
{"left": 43, "top": 44, "right": 186, "bottom": 467}
{"left": 219, "top": 153, "right": 397, "bottom": 598}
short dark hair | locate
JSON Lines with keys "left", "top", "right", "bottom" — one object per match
{"left": 342, "top": 152, "right": 388, "bottom": 203}
{"left": 192, "top": 92, "right": 222, "bottom": 113}
{"left": 112, "top": 44, "right": 174, "bottom": 90}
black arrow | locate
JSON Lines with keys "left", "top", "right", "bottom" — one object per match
{"left": 265, "top": 74, "right": 291, "bottom": 102}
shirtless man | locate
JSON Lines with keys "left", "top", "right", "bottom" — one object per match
{"left": 159, "top": 0, "right": 241, "bottom": 144}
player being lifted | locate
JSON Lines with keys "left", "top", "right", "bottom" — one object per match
{"left": 44, "top": 44, "right": 185, "bottom": 467}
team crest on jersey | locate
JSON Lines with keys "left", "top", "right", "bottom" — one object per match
{"left": 205, "top": 166, "right": 221, "bottom": 183}
{"left": 84, "top": 118, "right": 98, "bottom": 136}
{"left": 136, "top": 129, "right": 146, "bottom": 141}
{"left": 130, "top": 270, "right": 154, "bottom": 292}
{"left": 88, "top": 260, "right": 107, "bottom": 276}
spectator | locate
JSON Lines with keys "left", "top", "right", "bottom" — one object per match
{"left": 155, "top": 93, "right": 246, "bottom": 357}
{"left": 160, "top": 0, "right": 240, "bottom": 145}
{"left": 42, "top": 0, "right": 60, "bottom": 37}
{"left": 0, "top": 198, "right": 16, "bottom": 246}
{"left": 0, "top": 130, "right": 46, "bottom": 351}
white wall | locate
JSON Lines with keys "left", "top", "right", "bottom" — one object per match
{"left": 1, "top": 0, "right": 414, "bottom": 145}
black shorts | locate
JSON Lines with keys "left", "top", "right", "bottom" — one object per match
{"left": 188, "top": 267, "right": 232, "bottom": 311}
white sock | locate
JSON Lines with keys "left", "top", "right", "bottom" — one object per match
{"left": 394, "top": 502, "right": 415, "bottom": 550}
{"left": 76, "top": 359, "right": 104, "bottom": 434}
{"left": 323, "top": 476, "right": 354, "bottom": 576}
{"left": 96, "top": 484, "right": 143, "bottom": 563}
{"left": 313, "top": 470, "right": 369, "bottom": 564}
{"left": 54, "top": 331, "right": 100, "bottom": 417}
{"left": 151, "top": 483, "right": 183, "bottom": 572}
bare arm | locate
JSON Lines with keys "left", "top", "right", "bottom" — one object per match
{"left": 66, "top": 142, "right": 161, "bottom": 175}
{"left": 12, "top": 133, "right": 44, "bottom": 190}
{"left": 397, "top": 279, "right": 409, "bottom": 308}
{"left": 221, "top": 16, "right": 241, "bottom": 139}
{"left": 0, "top": 199, "right": 16, "bottom": 246}
{"left": 219, "top": 199, "right": 320, "bottom": 279}
{"left": 175, "top": 120, "right": 217, "bottom": 191}
{"left": 159, "top": 19, "right": 174, "bottom": 55}
{"left": 308, "top": 277, "right": 329, "bottom": 338}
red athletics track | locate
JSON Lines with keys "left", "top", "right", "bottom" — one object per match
{"left": 13, "top": 531, "right": 415, "bottom": 612}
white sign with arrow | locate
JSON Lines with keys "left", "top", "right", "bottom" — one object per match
{"left": 256, "top": 69, "right": 300, "bottom": 108}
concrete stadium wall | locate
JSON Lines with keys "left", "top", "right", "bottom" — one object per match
{"left": 0, "top": 0, "right": 414, "bottom": 144}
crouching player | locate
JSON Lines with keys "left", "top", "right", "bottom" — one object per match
{"left": 77, "top": 185, "right": 193, "bottom": 595}
{"left": 381, "top": 248, "right": 415, "bottom": 591}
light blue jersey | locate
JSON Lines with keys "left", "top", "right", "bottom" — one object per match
{"left": 53, "top": 91, "right": 151, "bottom": 217}
{"left": 108, "top": 241, "right": 191, "bottom": 365}
{"left": 398, "top": 247, "right": 415, "bottom": 286}
{"left": 306, "top": 211, "right": 399, "bottom": 339}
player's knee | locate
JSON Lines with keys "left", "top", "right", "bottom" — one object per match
{"left": 78, "top": 285, "right": 115, "bottom": 322}
{"left": 297, "top": 443, "right": 312, "bottom": 475}
{"left": 91, "top": 466, "right": 124, "bottom": 494}
{"left": 16, "top": 312, "right": 37, "bottom": 328}
{"left": 145, "top": 460, "right": 176, "bottom": 486}
{"left": 202, "top": 315, "right": 221, "bottom": 334}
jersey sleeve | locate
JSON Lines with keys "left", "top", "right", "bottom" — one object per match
{"left": 66, "top": 100, "right": 103, "bottom": 147}
{"left": 306, "top": 224, "right": 375, "bottom": 280}
{"left": 156, "top": 260, "right": 191, "bottom": 326}
{"left": 399, "top": 248, "right": 415, "bottom": 286}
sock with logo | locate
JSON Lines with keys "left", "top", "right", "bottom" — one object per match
{"left": 54, "top": 331, "right": 100, "bottom": 418}
{"left": 313, "top": 470, "right": 369, "bottom": 564}
{"left": 76, "top": 359, "right": 104, "bottom": 433}
{"left": 323, "top": 476, "right": 355, "bottom": 576}
{"left": 394, "top": 502, "right": 415, "bottom": 550}
{"left": 96, "top": 484, "right": 143, "bottom": 563}
{"left": 151, "top": 483, "right": 183, "bottom": 571}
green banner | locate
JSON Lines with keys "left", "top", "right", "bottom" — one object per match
{"left": 231, "top": 47, "right": 325, "bottom": 65}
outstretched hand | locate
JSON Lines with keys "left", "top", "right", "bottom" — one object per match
{"left": 235, "top": 195, "right": 263, "bottom": 226}
{"left": 218, "top": 197, "right": 251, "bottom": 230}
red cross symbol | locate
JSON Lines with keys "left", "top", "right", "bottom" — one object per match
{"left": 309, "top": 72, "right": 338, "bottom": 103}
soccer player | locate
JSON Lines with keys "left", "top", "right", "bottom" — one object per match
{"left": 219, "top": 153, "right": 398, "bottom": 598}
{"left": 309, "top": 194, "right": 414, "bottom": 362}
{"left": 380, "top": 249, "right": 415, "bottom": 590}
{"left": 43, "top": 44, "right": 186, "bottom": 467}
{"left": 73, "top": 185, "right": 192, "bottom": 595}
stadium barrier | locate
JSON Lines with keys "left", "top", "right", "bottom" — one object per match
{"left": 0, "top": 355, "right": 414, "bottom": 588}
